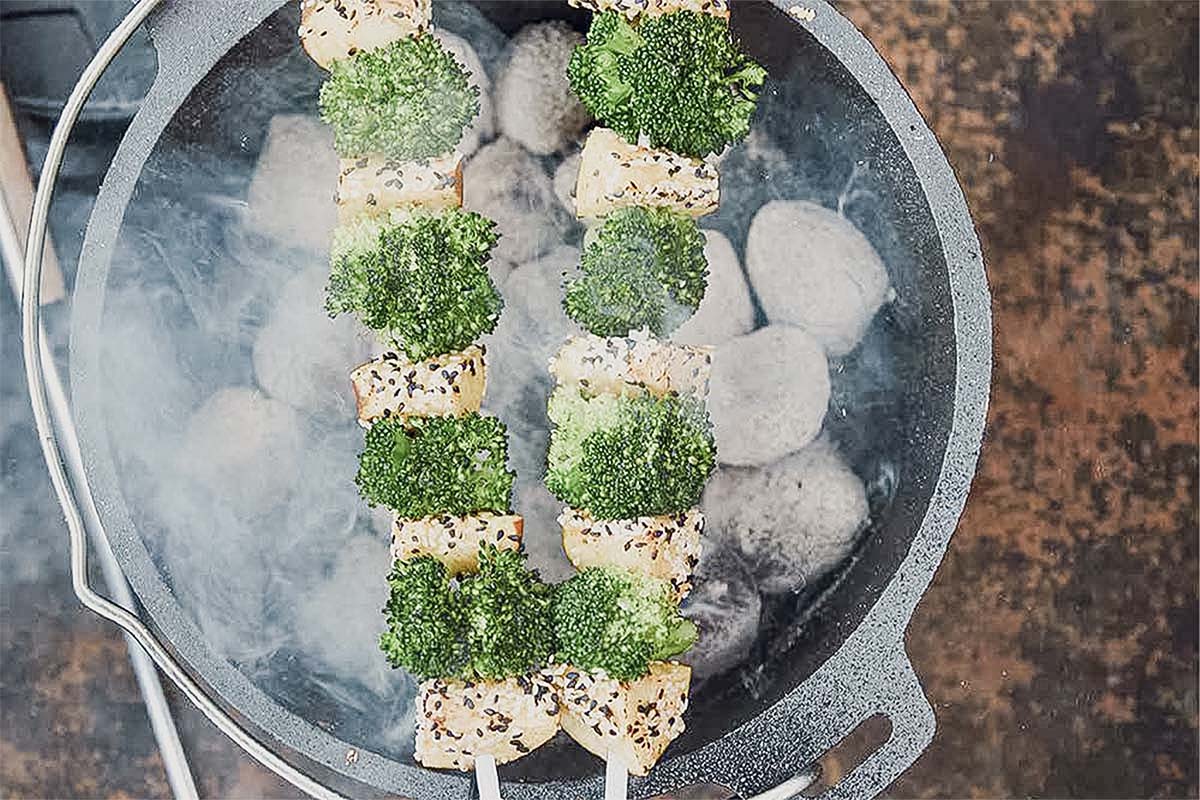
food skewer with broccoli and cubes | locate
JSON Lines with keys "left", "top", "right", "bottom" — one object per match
{"left": 299, "top": 0, "right": 564, "bottom": 776}
{"left": 543, "top": 0, "right": 767, "bottom": 778}
{"left": 297, "top": 0, "right": 768, "bottom": 783}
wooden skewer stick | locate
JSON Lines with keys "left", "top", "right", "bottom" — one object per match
{"left": 476, "top": 753, "right": 502, "bottom": 800}
{"left": 604, "top": 751, "right": 628, "bottom": 800}
{"left": 0, "top": 83, "right": 65, "bottom": 305}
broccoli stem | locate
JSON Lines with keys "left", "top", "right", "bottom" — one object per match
{"left": 657, "top": 617, "right": 698, "bottom": 661}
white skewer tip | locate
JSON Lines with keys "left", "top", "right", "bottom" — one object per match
{"left": 604, "top": 751, "right": 628, "bottom": 800}
{"left": 476, "top": 753, "right": 501, "bottom": 800}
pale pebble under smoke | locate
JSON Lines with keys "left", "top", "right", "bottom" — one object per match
{"left": 495, "top": 22, "right": 590, "bottom": 155}
{"left": 553, "top": 150, "right": 581, "bottom": 216}
{"left": 370, "top": 504, "right": 395, "bottom": 542}
{"left": 156, "top": 387, "right": 306, "bottom": 663}
{"left": 277, "top": 422, "right": 364, "bottom": 561}
{"left": 513, "top": 481, "right": 575, "bottom": 583}
{"left": 682, "top": 543, "right": 762, "bottom": 680}
{"left": 481, "top": 246, "right": 581, "bottom": 581}
{"left": 745, "top": 200, "right": 891, "bottom": 357}
{"left": 293, "top": 534, "right": 395, "bottom": 695}
{"left": 176, "top": 387, "right": 304, "bottom": 516}
{"left": 708, "top": 325, "right": 830, "bottom": 466}
{"left": 253, "top": 264, "right": 371, "bottom": 417}
{"left": 244, "top": 114, "right": 338, "bottom": 256}
{"left": 673, "top": 229, "right": 756, "bottom": 347}
{"left": 703, "top": 437, "right": 869, "bottom": 594}
{"left": 464, "top": 137, "right": 570, "bottom": 267}
{"left": 482, "top": 245, "right": 579, "bottom": 462}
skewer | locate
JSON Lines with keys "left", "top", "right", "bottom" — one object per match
{"left": 560, "top": 1, "right": 763, "bottom": 788}
{"left": 476, "top": 754, "right": 502, "bottom": 800}
{"left": 604, "top": 751, "right": 629, "bottom": 800}
{"left": 302, "top": 2, "right": 551, "bottom": 790}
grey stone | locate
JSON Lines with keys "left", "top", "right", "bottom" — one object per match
{"left": 483, "top": 246, "right": 579, "bottom": 483}
{"left": 513, "top": 481, "right": 575, "bottom": 584}
{"left": 293, "top": 534, "right": 393, "bottom": 694}
{"left": 709, "top": 325, "right": 829, "bottom": 466}
{"left": 682, "top": 543, "right": 762, "bottom": 680}
{"left": 252, "top": 265, "right": 371, "bottom": 417}
{"left": 244, "top": 114, "right": 338, "bottom": 256}
{"left": 495, "top": 22, "right": 590, "bottom": 155}
{"left": 176, "top": 386, "right": 304, "bottom": 516}
{"left": 703, "top": 438, "right": 869, "bottom": 594}
{"left": 745, "top": 200, "right": 890, "bottom": 357}
{"left": 552, "top": 150, "right": 581, "bottom": 216}
{"left": 464, "top": 138, "right": 570, "bottom": 266}
{"left": 674, "top": 229, "right": 756, "bottom": 347}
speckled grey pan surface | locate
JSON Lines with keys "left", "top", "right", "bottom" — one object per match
{"left": 67, "top": 1, "right": 990, "bottom": 798}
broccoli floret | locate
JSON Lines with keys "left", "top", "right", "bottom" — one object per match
{"left": 553, "top": 566, "right": 697, "bottom": 681}
{"left": 456, "top": 544, "right": 556, "bottom": 680}
{"left": 319, "top": 35, "right": 479, "bottom": 159}
{"left": 356, "top": 414, "right": 515, "bottom": 517}
{"left": 567, "top": 12, "right": 767, "bottom": 158}
{"left": 379, "top": 547, "right": 556, "bottom": 682}
{"left": 379, "top": 556, "right": 467, "bottom": 679}
{"left": 563, "top": 206, "right": 707, "bottom": 337}
{"left": 546, "top": 388, "right": 715, "bottom": 519}
{"left": 563, "top": 12, "right": 642, "bottom": 134}
{"left": 327, "top": 208, "right": 502, "bottom": 360}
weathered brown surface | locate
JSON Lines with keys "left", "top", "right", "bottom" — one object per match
{"left": 0, "top": 2, "right": 1195, "bottom": 798}
{"left": 834, "top": 1, "right": 1198, "bottom": 797}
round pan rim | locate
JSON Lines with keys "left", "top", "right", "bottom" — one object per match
{"left": 64, "top": 1, "right": 991, "bottom": 797}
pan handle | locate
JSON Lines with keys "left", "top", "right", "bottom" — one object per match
{"left": 724, "top": 643, "right": 934, "bottom": 800}
{"left": 648, "top": 632, "right": 936, "bottom": 800}
{"left": 672, "top": 639, "right": 934, "bottom": 800}
{"left": 807, "top": 647, "right": 936, "bottom": 800}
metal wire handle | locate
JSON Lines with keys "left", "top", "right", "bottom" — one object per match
{"left": 20, "top": 1, "right": 345, "bottom": 796}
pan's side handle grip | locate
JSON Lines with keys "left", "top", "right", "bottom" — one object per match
{"left": 813, "top": 649, "right": 936, "bottom": 800}
{"left": 734, "top": 646, "right": 935, "bottom": 800}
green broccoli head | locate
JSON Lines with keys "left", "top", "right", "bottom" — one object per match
{"left": 553, "top": 566, "right": 697, "bottom": 681}
{"left": 563, "top": 11, "right": 642, "bottom": 134}
{"left": 546, "top": 388, "right": 715, "bottom": 519}
{"left": 319, "top": 35, "right": 479, "bottom": 159}
{"left": 327, "top": 208, "right": 502, "bottom": 360}
{"left": 456, "top": 544, "right": 556, "bottom": 680}
{"left": 563, "top": 206, "right": 708, "bottom": 337}
{"left": 567, "top": 11, "right": 767, "bottom": 158}
{"left": 379, "top": 556, "right": 467, "bottom": 680}
{"left": 356, "top": 413, "right": 515, "bottom": 517}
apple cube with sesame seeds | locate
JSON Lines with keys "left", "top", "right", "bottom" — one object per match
{"left": 566, "top": 0, "right": 729, "bottom": 20}
{"left": 574, "top": 128, "right": 720, "bottom": 220}
{"left": 350, "top": 345, "right": 486, "bottom": 428}
{"left": 390, "top": 513, "right": 523, "bottom": 575}
{"left": 550, "top": 661, "right": 691, "bottom": 776}
{"left": 559, "top": 507, "right": 703, "bottom": 599}
{"left": 414, "top": 673, "right": 561, "bottom": 770}
{"left": 335, "top": 152, "right": 463, "bottom": 223}
{"left": 550, "top": 332, "right": 712, "bottom": 402}
{"left": 299, "top": 0, "right": 431, "bottom": 70}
